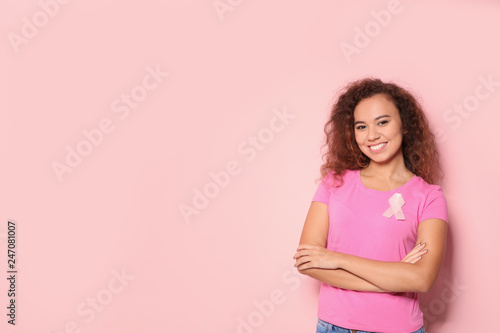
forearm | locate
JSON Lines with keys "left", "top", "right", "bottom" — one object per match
{"left": 300, "top": 267, "right": 386, "bottom": 292}
{"left": 337, "top": 253, "right": 427, "bottom": 293}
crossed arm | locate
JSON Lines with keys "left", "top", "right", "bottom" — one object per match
{"left": 293, "top": 201, "right": 447, "bottom": 293}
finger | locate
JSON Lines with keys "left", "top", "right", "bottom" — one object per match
{"left": 297, "top": 263, "right": 311, "bottom": 270}
{"left": 413, "top": 252, "right": 427, "bottom": 262}
{"left": 402, "top": 249, "right": 428, "bottom": 263}
{"left": 296, "top": 260, "right": 315, "bottom": 270}
{"left": 404, "top": 248, "right": 427, "bottom": 259}
{"left": 406, "top": 255, "right": 422, "bottom": 264}
{"left": 294, "top": 256, "right": 311, "bottom": 267}
{"left": 405, "top": 251, "right": 426, "bottom": 263}
{"left": 410, "top": 243, "right": 426, "bottom": 252}
{"left": 293, "top": 250, "right": 312, "bottom": 259}
{"left": 405, "top": 243, "right": 426, "bottom": 257}
{"left": 403, "top": 249, "right": 422, "bottom": 261}
{"left": 406, "top": 248, "right": 427, "bottom": 259}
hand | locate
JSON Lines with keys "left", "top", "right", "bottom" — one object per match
{"left": 293, "top": 244, "right": 341, "bottom": 271}
{"left": 401, "top": 243, "right": 428, "bottom": 264}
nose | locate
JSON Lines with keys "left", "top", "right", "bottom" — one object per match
{"left": 367, "top": 126, "right": 380, "bottom": 141}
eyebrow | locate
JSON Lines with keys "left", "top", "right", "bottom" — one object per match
{"left": 353, "top": 114, "right": 391, "bottom": 126}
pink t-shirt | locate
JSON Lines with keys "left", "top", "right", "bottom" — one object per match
{"left": 312, "top": 169, "right": 448, "bottom": 333}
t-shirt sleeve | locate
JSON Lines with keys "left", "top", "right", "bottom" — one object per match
{"left": 311, "top": 172, "right": 333, "bottom": 205}
{"left": 419, "top": 186, "right": 448, "bottom": 223}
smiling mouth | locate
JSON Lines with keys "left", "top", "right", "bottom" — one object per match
{"left": 369, "top": 142, "right": 387, "bottom": 151}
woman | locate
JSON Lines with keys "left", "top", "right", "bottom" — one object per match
{"left": 293, "top": 78, "right": 448, "bottom": 333}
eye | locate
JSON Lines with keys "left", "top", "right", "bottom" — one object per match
{"left": 378, "top": 120, "right": 389, "bottom": 125}
{"left": 355, "top": 125, "right": 366, "bottom": 130}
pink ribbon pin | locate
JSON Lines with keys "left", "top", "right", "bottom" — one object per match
{"left": 383, "top": 193, "right": 406, "bottom": 220}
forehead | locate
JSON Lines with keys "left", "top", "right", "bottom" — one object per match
{"left": 353, "top": 94, "right": 399, "bottom": 120}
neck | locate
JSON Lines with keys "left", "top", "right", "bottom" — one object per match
{"left": 362, "top": 151, "right": 412, "bottom": 180}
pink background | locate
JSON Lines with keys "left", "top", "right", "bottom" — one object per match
{"left": 1, "top": 0, "right": 499, "bottom": 332}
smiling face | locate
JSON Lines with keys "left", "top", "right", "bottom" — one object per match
{"left": 353, "top": 94, "right": 404, "bottom": 166}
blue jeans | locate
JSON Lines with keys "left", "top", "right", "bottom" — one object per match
{"left": 316, "top": 318, "right": 426, "bottom": 333}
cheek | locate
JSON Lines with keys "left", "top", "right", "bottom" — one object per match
{"left": 354, "top": 131, "right": 363, "bottom": 145}
{"left": 387, "top": 125, "right": 403, "bottom": 140}
{"left": 394, "top": 129, "right": 404, "bottom": 142}
{"left": 354, "top": 132, "right": 368, "bottom": 149}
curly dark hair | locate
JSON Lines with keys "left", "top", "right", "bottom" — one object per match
{"left": 319, "top": 77, "right": 442, "bottom": 186}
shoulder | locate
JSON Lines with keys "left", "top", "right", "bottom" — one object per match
{"left": 409, "top": 176, "right": 446, "bottom": 198}
{"left": 320, "top": 169, "right": 358, "bottom": 189}
{"left": 409, "top": 177, "right": 449, "bottom": 222}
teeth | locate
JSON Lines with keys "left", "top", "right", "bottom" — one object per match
{"left": 370, "top": 143, "right": 386, "bottom": 150}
